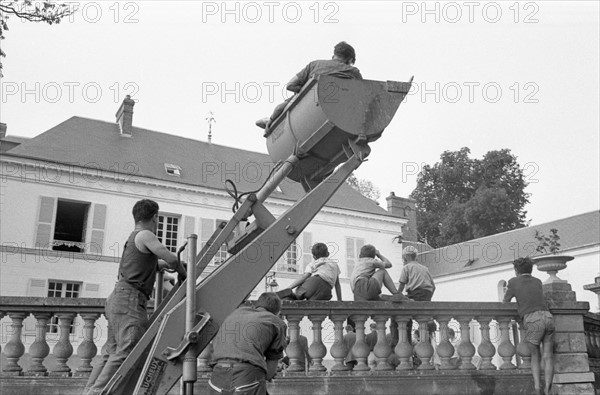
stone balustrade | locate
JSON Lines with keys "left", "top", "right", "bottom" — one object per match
{"left": 276, "top": 301, "right": 523, "bottom": 375}
{"left": 0, "top": 297, "right": 597, "bottom": 395}
{"left": 0, "top": 297, "right": 105, "bottom": 377}
{"left": 584, "top": 311, "right": 600, "bottom": 385}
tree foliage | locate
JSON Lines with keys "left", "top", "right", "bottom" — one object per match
{"left": 347, "top": 173, "right": 381, "bottom": 202}
{"left": 410, "top": 147, "right": 530, "bottom": 248}
{"left": 0, "top": 1, "right": 75, "bottom": 75}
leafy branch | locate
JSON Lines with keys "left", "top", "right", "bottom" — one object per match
{"left": 0, "top": 1, "right": 76, "bottom": 75}
{"left": 534, "top": 228, "right": 561, "bottom": 255}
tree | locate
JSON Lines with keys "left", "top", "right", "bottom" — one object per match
{"left": 0, "top": 1, "right": 75, "bottom": 75}
{"left": 346, "top": 173, "right": 381, "bottom": 201}
{"left": 410, "top": 147, "right": 530, "bottom": 248}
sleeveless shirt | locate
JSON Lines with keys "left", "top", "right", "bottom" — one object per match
{"left": 118, "top": 230, "right": 159, "bottom": 298}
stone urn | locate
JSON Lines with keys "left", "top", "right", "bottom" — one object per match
{"left": 533, "top": 255, "right": 574, "bottom": 284}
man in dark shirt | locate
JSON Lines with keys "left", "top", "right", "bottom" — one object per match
{"left": 84, "top": 199, "right": 187, "bottom": 395}
{"left": 256, "top": 41, "right": 362, "bottom": 130}
{"left": 209, "top": 293, "right": 287, "bottom": 395}
{"left": 503, "top": 257, "right": 555, "bottom": 395}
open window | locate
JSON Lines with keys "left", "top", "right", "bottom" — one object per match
{"left": 51, "top": 200, "right": 90, "bottom": 252}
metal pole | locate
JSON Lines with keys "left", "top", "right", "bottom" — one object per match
{"left": 183, "top": 234, "right": 198, "bottom": 395}
{"left": 255, "top": 155, "right": 299, "bottom": 203}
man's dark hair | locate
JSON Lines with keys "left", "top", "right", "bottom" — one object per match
{"left": 359, "top": 244, "right": 376, "bottom": 259}
{"left": 256, "top": 292, "right": 282, "bottom": 315}
{"left": 334, "top": 41, "right": 356, "bottom": 64}
{"left": 513, "top": 257, "right": 534, "bottom": 275}
{"left": 132, "top": 199, "right": 159, "bottom": 223}
{"left": 312, "top": 242, "right": 329, "bottom": 259}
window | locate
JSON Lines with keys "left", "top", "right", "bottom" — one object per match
{"left": 157, "top": 214, "right": 180, "bottom": 253}
{"left": 164, "top": 163, "right": 181, "bottom": 177}
{"left": 212, "top": 219, "right": 230, "bottom": 266}
{"left": 277, "top": 240, "right": 298, "bottom": 273}
{"left": 51, "top": 200, "right": 90, "bottom": 253}
{"left": 345, "top": 237, "right": 365, "bottom": 278}
{"left": 497, "top": 280, "right": 508, "bottom": 302}
{"left": 48, "top": 280, "right": 81, "bottom": 334}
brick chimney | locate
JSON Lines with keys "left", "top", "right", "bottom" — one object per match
{"left": 386, "top": 192, "right": 418, "bottom": 242}
{"left": 115, "top": 95, "right": 135, "bottom": 136}
{"left": 0, "top": 123, "right": 6, "bottom": 139}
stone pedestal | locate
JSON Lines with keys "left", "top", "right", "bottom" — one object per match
{"left": 544, "top": 282, "right": 596, "bottom": 394}
{"left": 583, "top": 276, "right": 600, "bottom": 313}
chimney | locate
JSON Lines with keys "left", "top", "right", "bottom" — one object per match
{"left": 0, "top": 123, "right": 6, "bottom": 139}
{"left": 386, "top": 192, "right": 418, "bottom": 242}
{"left": 115, "top": 95, "right": 135, "bottom": 136}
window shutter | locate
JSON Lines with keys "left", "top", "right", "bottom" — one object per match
{"left": 184, "top": 216, "right": 196, "bottom": 239}
{"left": 346, "top": 237, "right": 356, "bottom": 278}
{"left": 35, "top": 196, "right": 55, "bottom": 248}
{"left": 90, "top": 204, "right": 107, "bottom": 255}
{"left": 200, "top": 218, "right": 214, "bottom": 245}
{"left": 83, "top": 282, "right": 101, "bottom": 297}
{"left": 200, "top": 218, "right": 216, "bottom": 265}
{"left": 28, "top": 278, "right": 47, "bottom": 297}
{"left": 302, "top": 232, "right": 313, "bottom": 272}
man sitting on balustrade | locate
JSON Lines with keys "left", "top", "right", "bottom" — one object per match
{"left": 397, "top": 246, "right": 436, "bottom": 301}
{"left": 503, "top": 257, "right": 555, "bottom": 395}
{"left": 350, "top": 244, "right": 398, "bottom": 301}
{"left": 285, "top": 242, "right": 342, "bottom": 301}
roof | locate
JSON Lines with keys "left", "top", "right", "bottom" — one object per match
{"left": 0, "top": 135, "right": 29, "bottom": 153}
{"left": 419, "top": 211, "right": 600, "bottom": 277}
{"left": 4, "top": 116, "right": 391, "bottom": 217}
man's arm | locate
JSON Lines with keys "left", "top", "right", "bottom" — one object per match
{"left": 136, "top": 230, "right": 187, "bottom": 279}
{"left": 266, "top": 359, "right": 279, "bottom": 380}
{"left": 286, "top": 75, "right": 303, "bottom": 93}
{"left": 375, "top": 251, "right": 392, "bottom": 268}
{"left": 397, "top": 282, "right": 406, "bottom": 293}
{"left": 288, "top": 273, "right": 311, "bottom": 290}
{"left": 502, "top": 281, "right": 515, "bottom": 303}
{"left": 335, "top": 277, "right": 342, "bottom": 301}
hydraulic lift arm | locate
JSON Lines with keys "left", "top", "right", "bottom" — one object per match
{"left": 98, "top": 75, "right": 412, "bottom": 395}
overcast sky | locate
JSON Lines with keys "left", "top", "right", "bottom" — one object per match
{"left": 1, "top": 1, "right": 598, "bottom": 225}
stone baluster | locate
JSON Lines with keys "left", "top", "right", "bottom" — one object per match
{"left": 516, "top": 323, "right": 532, "bottom": 369}
{"left": 414, "top": 316, "right": 434, "bottom": 370}
{"left": 3, "top": 312, "right": 28, "bottom": 374}
{"left": 26, "top": 313, "right": 52, "bottom": 376}
{"left": 51, "top": 313, "right": 75, "bottom": 376}
{"left": 436, "top": 317, "right": 456, "bottom": 370}
{"left": 456, "top": 316, "right": 476, "bottom": 370}
{"left": 593, "top": 330, "right": 600, "bottom": 358}
{"left": 284, "top": 314, "right": 305, "bottom": 373}
{"left": 372, "top": 315, "right": 392, "bottom": 371}
{"left": 350, "top": 315, "right": 371, "bottom": 371}
{"left": 75, "top": 313, "right": 101, "bottom": 376}
{"left": 477, "top": 316, "right": 497, "bottom": 370}
{"left": 197, "top": 342, "right": 214, "bottom": 373}
{"left": 307, "top": 314, "right": 328, "bottom": 373}
{"left": 330, "top": 314, "right": 350, "bottom": 372}
{"left": 0, "top": 312, "right": 4, "bottom": 354}
{"left": 497, "top": 318, "right": 516, "bottom": 370}
{"left": 393, "top": 316, "right": 413, "bottom": 370}
{"left": 584, "top": 328, "right": 595, "bottom": 358}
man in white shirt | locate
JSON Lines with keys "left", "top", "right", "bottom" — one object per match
{"left": 288, "top": 243, "right": 342, "bottom": 301}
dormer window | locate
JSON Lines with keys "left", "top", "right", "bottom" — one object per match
{"left": 165, "top": 163, "right": 181, "bottom": 177}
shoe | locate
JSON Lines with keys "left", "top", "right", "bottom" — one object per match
{"left": 255, "top": 117, "right": 270, "bottom": 129}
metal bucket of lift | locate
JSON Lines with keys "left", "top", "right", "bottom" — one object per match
{"left": 265, "top": 75, "right": 412, "bottom": 191}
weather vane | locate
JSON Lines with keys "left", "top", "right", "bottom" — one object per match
{"left": 206, "top": 111, "right": 216, "bottom": 143}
